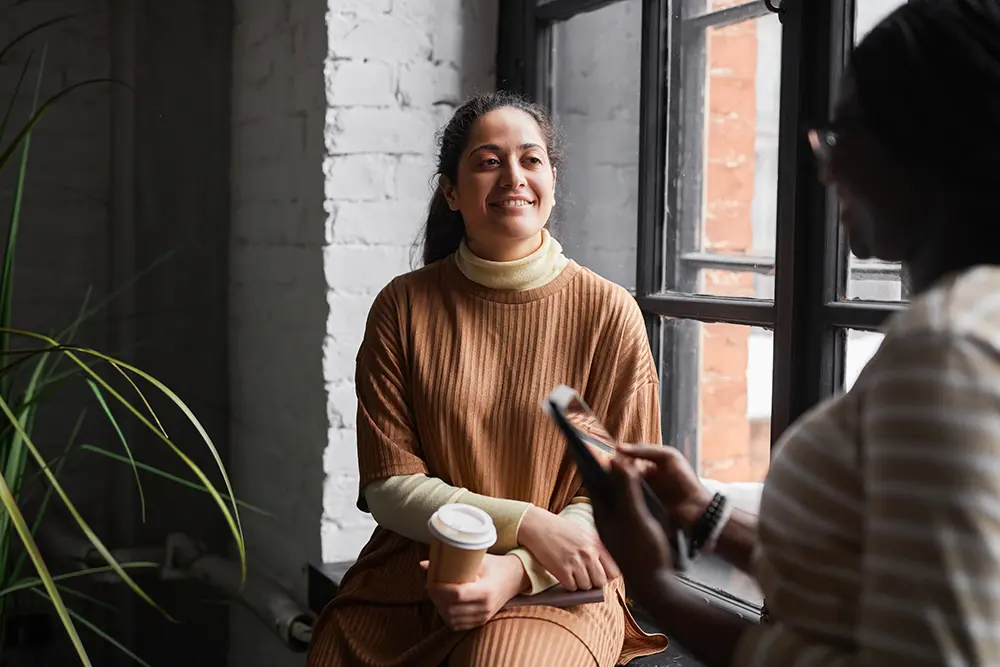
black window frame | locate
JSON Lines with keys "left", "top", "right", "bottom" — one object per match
{"left": 497, "top": 0, "right": 907, "bottom": 614}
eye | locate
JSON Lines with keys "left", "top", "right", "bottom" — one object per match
{"left": 526, "top": 156, "right": 544, "bottom": 165}
{"left": 480, "top": 157, "right": 501, "bottom": 167}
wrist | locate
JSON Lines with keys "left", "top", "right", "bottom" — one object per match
{"left": 675, "top": 489, "right": 713, "bottom": 532}
{"left": 502, "top": 553, "right": 530, "bottom": 596}
{"left": 516, "top": 505, "right": 548, "bottom": 549}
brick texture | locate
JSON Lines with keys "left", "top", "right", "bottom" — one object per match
{"left": 321, "top": 0, "right": 499, "bottom": 563}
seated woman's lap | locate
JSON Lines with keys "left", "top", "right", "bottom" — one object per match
{"left": 447, "top": 617, "right": 620, "bottom": 667}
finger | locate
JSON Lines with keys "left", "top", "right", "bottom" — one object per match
{"left": 450, "top": 614, "right": 488, "bottom": 631}
{"left": 585, "top": 552, "right": 607, "bottom": 589}
{"left": 558, "top": 567, "right": 579, "bottom": 592}
{"left": 598, "top": 543, "right": 621, "bottom": 580}
{"left": 616, "top": 444, "right": 676, "bottom": 464}
{"left": 419, "top": 560, "right": 429, "bottom": 571}
{"left": 572, "top": 559, "right": 594, "bottom": 591}
{"left": 610, "top": 460, "right": 657, "bottom": 526}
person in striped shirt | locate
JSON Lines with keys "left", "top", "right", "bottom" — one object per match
{"left": 592, "top": 0, "right": 1000, "bottom": 665}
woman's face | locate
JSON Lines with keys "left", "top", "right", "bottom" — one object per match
{"left": 441, "top": 108, "right": 556, "bottom": 262}
{"left": 820, "top": 75, "right": 928, "bottom": 262}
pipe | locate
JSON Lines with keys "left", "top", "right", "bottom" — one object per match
{"left": 165, "top": 533, "right": 315, "bottom": 652}
{"left": 38, "top": 524, "right": 314, "bottom": 652}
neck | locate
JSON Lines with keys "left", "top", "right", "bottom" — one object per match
{"left": 465, "top": 232, "right": 544, "bottom": 262}
{"left": 455, "top": 229, "right": 570, "bottom": 291}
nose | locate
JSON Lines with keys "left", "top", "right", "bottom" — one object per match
{"left": 501, "top": 159, "right": 527, "bottom": 189}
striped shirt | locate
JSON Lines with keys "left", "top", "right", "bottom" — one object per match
{"left": 735, "top": 266, "right": 1000, "bottom": 665}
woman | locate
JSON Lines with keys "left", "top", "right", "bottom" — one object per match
{"left": 593, "top": 1, "right": 1000, "bottom": 665}
{"left": 306, "top": 91, "right": 668, "bottom": 666}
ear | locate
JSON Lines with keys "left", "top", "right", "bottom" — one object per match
{"left": 439, "top": 176, "right": 460, "bottom": 211}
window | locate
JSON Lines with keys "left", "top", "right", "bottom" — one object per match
{"left": 498, "top": 0, "right": 909, "bottom": 614}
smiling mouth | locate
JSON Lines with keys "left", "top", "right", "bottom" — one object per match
{"left": 489, "top": 199, "right": 534, "bottom": 208}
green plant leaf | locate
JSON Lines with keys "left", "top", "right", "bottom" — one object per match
{"left": 0, "top": 42, "right": 46, "bottom": 404}
{"left": 0, "top": 391, "right": 175, "bottom": 621}
{"left": 55, "top": 584, "right": 119, "bottom": 612}
{"left": 32, "top": 588, "right": 152, "bottom": 667}
{"left": 0, "top": 329, "right": 246, "bottom": 584}
{"left": 9, "top": 410, "right": 84, "bottom": 583}
{"left": 86, "top": 380, "right": 146, "bottom": 521}
{"left": 0, "top": 53, "right": 32, "bottom": 147}
{"left": 0, "top": 15, "right": 73, "bottom": 65}
{"left": 0, "top": 466, "right": 90, "bottom": 664}
{"left": 0, "top": 562, "right": 159, "bottom": 599}
{"left": 0, "top": 78, "right": 122, "bottom": 175}
{"left": 81, "top": 444, "right": 273, "bottom": 517}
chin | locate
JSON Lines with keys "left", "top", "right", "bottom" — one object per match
{"left": 487, "top": 214, "right": 546, "bottom": 239}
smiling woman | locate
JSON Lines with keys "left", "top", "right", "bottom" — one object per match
{"left": 421, "top": 92, "right": 566, "bottom": 265}
{"left": 306, "top": 91, "right": 671, "bottom": 667}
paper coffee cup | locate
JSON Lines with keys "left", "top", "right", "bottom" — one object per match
{"left": 426, "top": 504, "right": 497, "bottom": 584}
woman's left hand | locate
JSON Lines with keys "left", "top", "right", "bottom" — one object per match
{"left": 591, "top": 456, "right": 675, "bottom": 603}
{"left": 419, "top": 553, "right": 527, "bottom": 631}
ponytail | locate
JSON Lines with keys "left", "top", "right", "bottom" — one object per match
{"left": 422, "top": 186, "right": 465, "bottom": 266}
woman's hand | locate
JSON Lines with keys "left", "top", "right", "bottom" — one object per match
{"left": 517, "top": 505, "right": 620, "bottom": 591}
{"left": 618, "top": 444, "right": 713, "bottom": 530}
{"left": 420, "top": 553, "right": 527, "bottom": 631}
{"left": 591, "top": 456, "right": 675, "bottom": 608}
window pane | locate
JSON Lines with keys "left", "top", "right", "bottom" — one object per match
{"left": 669, "top": 9, "right": 782, "bottom": 299}
{"left": 844, "top": 0, "right": 909, "bottom": 302}
{"left": 665, "top": 318, "right": 772, "bottom": 481}
{"left": 551, "top": 0, "right": 641, "bottom": 290}
{"left": 845, "top": 329, "right": 884, "bottom": 390}
{"left": 664, "top": 317, "right": 768, "bottom": 603}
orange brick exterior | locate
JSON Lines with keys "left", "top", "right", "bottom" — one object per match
{"left": 698, "top": 4, "right": 770, "bottom": 483}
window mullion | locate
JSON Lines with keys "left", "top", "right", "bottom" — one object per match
{"left": 770, "top": 0, "right": 847, "bottom": 442}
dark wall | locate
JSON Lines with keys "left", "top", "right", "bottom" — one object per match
{"left": 0, "top": 0, "right": 233, "bottom": 664}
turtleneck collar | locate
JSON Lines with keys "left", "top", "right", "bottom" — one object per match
{"left": 454, "top": 229, "right": 571, "bottom": 291}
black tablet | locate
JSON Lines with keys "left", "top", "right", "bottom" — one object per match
{"left": 543, "top": 384, "right": 687, "bottom": 572}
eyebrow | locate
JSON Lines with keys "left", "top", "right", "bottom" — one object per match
{"left": 469, "top": 142, "right": 543, "bottom": 154}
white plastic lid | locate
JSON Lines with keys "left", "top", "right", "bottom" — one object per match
{"left": 427, "top": 503, "right": 497, "bottom": 550}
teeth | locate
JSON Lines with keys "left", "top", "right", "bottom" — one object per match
{"left": 494, "top": 200, "right": 531, "bottom": 207}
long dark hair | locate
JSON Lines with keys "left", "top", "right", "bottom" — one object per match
{"left": 419, "top": 91, "right": 566, "bottom": 266}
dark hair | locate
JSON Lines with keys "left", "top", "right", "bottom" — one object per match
{"left": 849, "top": 0, "right": 1000, "bottom": 195}
{"left": 419, "top": 91, "right": 566, "bottom": 266}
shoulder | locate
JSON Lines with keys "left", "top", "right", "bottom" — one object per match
{"left": 363, "top": 260, "right": 452, "bottom": 340}
{"left": 368, "top": 261, "right": 451, "bottom": 314}
{"left": 883, "top": 266, "right": 1000, "bottom": 346}
{"left": 569, "top": 265, "right": 646, "bottom": 329}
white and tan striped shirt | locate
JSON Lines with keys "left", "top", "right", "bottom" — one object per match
{"left": 736, "top": 266, "right": 1000, "bottom": 666}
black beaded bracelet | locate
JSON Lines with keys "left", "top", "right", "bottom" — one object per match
{"left": 687, "top": 492, "right": 728, "bottom": 560}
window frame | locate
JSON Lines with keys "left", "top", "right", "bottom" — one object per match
{"left": 497, "top": 0, "right": 907, "bottom": 613}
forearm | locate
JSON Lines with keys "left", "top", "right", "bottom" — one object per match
{"left": 678, "top": 497, "right": 759, "bottom": 575}
{"left": 364, "top": 474, "right": 531, "bottom": 551}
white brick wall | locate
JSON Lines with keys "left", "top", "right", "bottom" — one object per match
{"left": 321, "top": 0, "right": 499, "bottom": 563}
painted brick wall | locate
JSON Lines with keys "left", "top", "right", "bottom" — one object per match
{"left": 230, "top": 0, "right": 328, "bottom": 664}
{"left": 321, "top": 0, "right": 498, "bottom": 563}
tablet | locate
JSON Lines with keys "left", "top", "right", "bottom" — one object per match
{"left": 543, "top": 384, "right": 687, "bottom": 572}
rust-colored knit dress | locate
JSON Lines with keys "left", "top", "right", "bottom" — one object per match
{"left": 307, "top": 258, "right": 668, "bottom": 667}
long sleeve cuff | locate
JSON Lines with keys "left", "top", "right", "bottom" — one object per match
{"left": 363, "top": 474, "right": 531, "bottom": 552}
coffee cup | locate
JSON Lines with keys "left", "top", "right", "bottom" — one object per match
{"left": 426, "top": 504, "right": 497, "bottom": 584}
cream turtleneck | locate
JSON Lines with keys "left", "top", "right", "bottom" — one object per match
{"left": 454, "top": 229, "right": 570, "bottom": 291}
